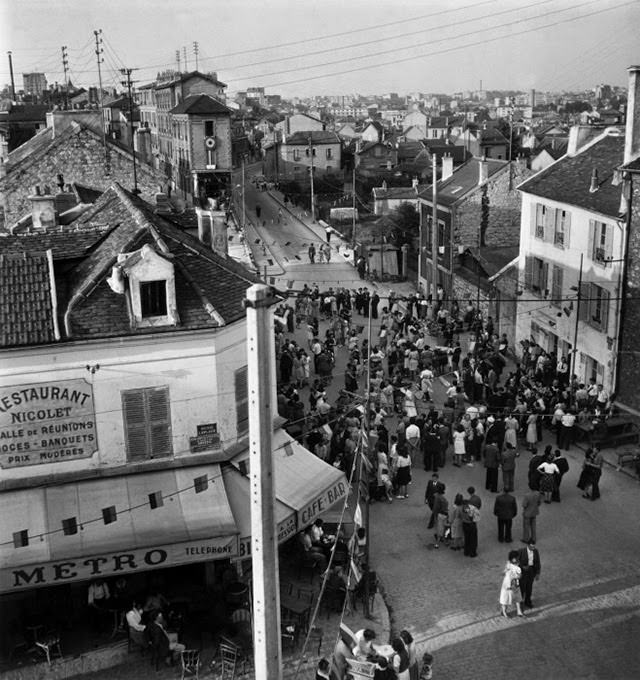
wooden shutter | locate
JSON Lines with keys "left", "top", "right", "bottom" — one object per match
{"left": 578, "top": 283, "right": 590, "bottom": 322}
{"left": 563, "top": 211, "right": 571, "bottom": 248}
{"left": 544, "top": 207, "right": 554, "bottom": 242}
{"left": 604, "top": 223, "right": 614, "bottom": 261}
{"left": 148, "top": 387, "right": 172, "bottom": 457}
{"left": 588, "top": 220, "right": 596, "bottom": 261}
{"left": 552, "top": 266, "right": 563, "bottom": 305}
{"left": 599, "top": 287, "right": 610, "bottom": 334}
{"left": 235, "top": 366, "right": 249, "bottom": 434}
{"left": 541, "top": 261, "right": 549, "bottom": 295}
{"left": 122, "top": 389, "right": 149, "bottom": 461}
{"left": 524, "top": 255, "right": 533, "bottom": 291}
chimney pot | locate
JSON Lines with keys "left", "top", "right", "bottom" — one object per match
{"left": 589, "top": 168, "right": 599, "bottom": 193}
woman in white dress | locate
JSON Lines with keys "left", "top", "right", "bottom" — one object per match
{"left": 504, "top": 413, "right": 520, "bottom": 449}
{"left": 499, "top": 550, "right": 524, "bottom": 618}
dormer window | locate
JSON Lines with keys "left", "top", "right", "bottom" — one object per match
{"left": 114, "top": 244, "right": 179, "bottom": 328}
{"left": 141, "top": 280, "right": 168, "bottom": 317}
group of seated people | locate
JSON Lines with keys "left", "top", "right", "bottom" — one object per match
{"left": 125, "top": 590, "right": 186, "bottom": 665}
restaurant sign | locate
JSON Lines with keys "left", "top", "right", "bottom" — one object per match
{"left": 299, "top": 480, "right": 348, "bottom": 527}
{"left": 0, "top": 379, "right": 97, "bottom": 468}
{"left": 1, "top": 535, "right": 239, "bottom": 592}
{"left": 236, "top": 514, "right": 298, "bottom": 560}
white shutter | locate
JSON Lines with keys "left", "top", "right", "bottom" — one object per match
{"left": 604, "top": 223, "right": 614, "bottom": 261}
{"left": 588, "top": 220, "right": 596, "bottom": 260}
{"left": 544, "top": 208, "right": 555, "bottom": 242}
{"left": 600, "top": 288, "right": 610, "bottom": 334}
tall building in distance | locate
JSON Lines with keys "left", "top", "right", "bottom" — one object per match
{"left": 22, "top": 72, "right": 47, "bottom": 99}
{"left": 530, "top": 88, "right": 536, "bottom": 107}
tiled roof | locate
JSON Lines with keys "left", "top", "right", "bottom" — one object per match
{"left": 467, "top": 246, "right": 520, "bottom": 278}
{"left": 0, "top": 226, "right": 115, "bottom": 260}
{"left": 518, "top": 132, "right": 625, "bottom": 218}
{"left": 535, "top": 141, "right": 568, "bottom": 161}
{"left": 170, "top": 94, "right": 230, "bottom": 115}
{"left": 623, "top": 156, "right": 640, "bottom": 172}
{"left": 0, "top": 251, "right": 57, "bottom": 347}
{"left": 6, "top": 126, "right": 54, "bottom": 168}
{"left": 64, "top": 183, "right": 260, "bottom": 340}
{"left": 285, "top": 131, "right": 340, "bottom": 145}
{"left": 5, "top": 104, "right": 49, "bottom": 122}
{"left": 372, "top": 186, "right": 422, "bottom": 200}
{"left": 425, "top": 158, "right": 507, "bottom": 206}
{"left": 154, "top": 70, "right": 227, "bottom": 90}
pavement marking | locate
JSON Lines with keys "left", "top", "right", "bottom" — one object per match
{"left": 412, "top": 583, "right": 640, "bottom": 653}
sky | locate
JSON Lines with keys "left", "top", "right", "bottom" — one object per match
{"left": 1, "top": 0, "right": 639, "bottom": 98}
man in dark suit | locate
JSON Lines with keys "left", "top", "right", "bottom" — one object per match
{"left": 518, "top": 539, "right": 541, "bottom": 608}
{"left": 493, "top": 488, "right": 517, "bottom": 542}
{"left": 483, "top": 441, "right": 501, "bottom": 493}
{"left": 147, "top": 611, "right": 185, "bottom": 666}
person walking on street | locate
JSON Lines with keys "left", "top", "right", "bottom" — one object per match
{"left": 461, "top": 498, "right": 480, "bottom": 557}
{"left": 501, "top": 443, "right": 518, "bottom": 492}
{"left": 308, "top": 243, "right": 316, "bottom": 263}
{"left": 499, "top": 550, "right": 525, "bottom": 618}
{"left": 484, "top": 441, "right": 501, "bottom": 493}
{"left": 493, "top": 488, "right": 517, "bottom": 543}
{"left": 551, "top": 449, "right": 569, "bottom": 502}
{"left": 518, "top": 539, "right": 541, "bottom": 608}
{"left": 521, "top": 488, "right": 541, "bottom": 543}
{"left": 431, "top": 483, "right": 449, "bottom": 548}
{"left": 424, "top": 473, "right": 440, "bottom": 528}
{"left": 585, "top": 445, "right": 603, "bottom": 500}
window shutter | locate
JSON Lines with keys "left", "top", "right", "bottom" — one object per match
{"left": 524, "top": 256, "right": 533, "bottom": 291}
{"left": 542, "top": 262, "right": 549, "bottom": 293}
{"left": 604, "top": 223, "right": 614, "bottom": 261}
{"left": 544, "top": 208, "right": 554, "bottom": 242}
{"left": 578, "top": 283, "right": 590, "bottom": 322}
{"left": 235, "top": 366, "right": 249, "bottom": 434}
{"left": 552, "top": 266, "right": 563, "bottom": 304}
{"left": 122, "top": 390, "right": 149, "bottom": 461}
{"left": 588, "top": 220, "right": 595, "bottom": 260}
{"left": 600, "top": 288, "right": 610, "bottom": 334}
{"left": 532, "top": 204, "right": 541, "bottom": 237}
{"left": 148, "top": 387, "right": 172, "bottom": 457}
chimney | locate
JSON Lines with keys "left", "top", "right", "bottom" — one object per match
{"left": 567, "top": 125, "right": 594, "bottom": 156}
{"left": 195, "top": 207, "right": 213, "bottom": 246}
{"left": 442, "top": 153, "right": 454, "bottom": 180}
{"left": 589, "top": 168, "right": 599, "bottom": 193}
{"left": 624, "top": 64, "right": 640, "bottom": 165}
{"left": 478, "top": 157, "right": 489, "bottom": 185}
{"left": 211, "top": 210, "right": 228, "bottom": 257}
{"left": 28, "top": 185, "right": 58, "bottom": 229}
{"left": 412, "top": 177, "right": 419, "bottom": 193}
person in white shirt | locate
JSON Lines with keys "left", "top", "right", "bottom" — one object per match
{"left": 405, "top": 418, "right": 421, "bottom": 464}
{"left": 126, "top": 603, "right": 146, "bottom": 632}
{"left": 352, "top": 628, "right": 377, "bottom": 659}
{"left": 560, "top": 410, "right": 576, "bottom": 450}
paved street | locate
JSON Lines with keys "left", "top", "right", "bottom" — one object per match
{"left": 252, "top": 187, "right": 640, "bottom": 679}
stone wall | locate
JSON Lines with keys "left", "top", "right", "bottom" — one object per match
{"left": 0, "top": 126, "right": 165, "bottom": 228}
{"left": 454, "top": 161, "right": 532, "bottom": 248}
{"left": 616, "top": 176, "right": 640, "bottom": 411}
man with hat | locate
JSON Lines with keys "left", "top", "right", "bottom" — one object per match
{"left": 518, "top": 539, "right": 541, "bottom": 608}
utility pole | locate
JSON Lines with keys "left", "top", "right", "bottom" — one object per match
{"left": 241, "top": 154, "right": 246, "bottom": 229}
{"left": 508, "top": 97, "right": 514, "bottom": 190}
{"left": 379, "top": 215, "right": 384, "bottom": 282}
{"left": 431, "top": 155, "right": 439, "bottom": 301}
{"left": 308, "top": 135, "right": 315, "bottom": 223}
{"left": 120, "top": 68, "right": 140, "bottom": 194}
{"left": 183, "top": 46, "right": 188, "bottom": 72}
{"left": 351, "top": 164, "right": 357, "bottom": 250}
{"left": 94, "top": 30, "right": 108, "bottom": 171}
{"left": 569, "top": 253, "right": 584, "bottom": 408}
{"left": 245, "top": 284, "right": 283, "bottom": 680}
{"left": 361, "top": 295, "right": 374, "bottom": 618}
{"left": 176, "top": 50, "right": 181, "bottom": 73}
{"left": 7, "top": 52, "right": 15, "bottom": 100}
{"left": 193, "top": 41, "right": 199, "bottom": 71}
{"left": 61, "top": 46, "right": 69, "bottom": 110}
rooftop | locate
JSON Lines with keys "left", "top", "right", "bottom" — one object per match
{"left": 170, "top": 94, "right": 231, "bottom": 116}
{"left": 518, "top": 132, "right": 625, "bottom": 218}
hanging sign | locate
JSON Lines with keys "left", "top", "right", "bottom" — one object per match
{"left": 0, "top": 379, "right": 97, "bottom": 468}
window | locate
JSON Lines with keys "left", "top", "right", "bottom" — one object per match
{"left": 293, "top": 149, "right": 300, "bottom": 161}
{"left": 553, "top": 209, "right": 570, "bottom": 248}
{"left": 524, "top": 256, "right": 548, "bottom": 294}
{"left": 204, "top": 120, "right": 215, "bottom": 137}
{"left": 534, "top": 204, "right": 546, "bottom": 239}
{"left": 590, "top": 220, "right": 613, "bottom": 264}
{"left": 235, "top": 366, "right": 249, "bottom": 434}
{"left": 326, "top": 148, "right": 333, "bottom": 160}
{"left": 579, "top": 283, "right": 610, "bottom": 333}
{"left": 551, "top": 265, "right": 563, "bottom": 306}
{"left": 122, "top": 386, "right": 172, "bottom": 460}
{"left": 140, "top": 281, "right": 167, "bottom": 318}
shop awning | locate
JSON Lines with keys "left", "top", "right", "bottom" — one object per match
{"left": 230, "top": 429, "right": 349, "bottom": 533}
{"left": 0, "top": 464, "right": 238, "bottom": 593}
{"left": 222, "top": 466, "right": 298, "bottom": 560}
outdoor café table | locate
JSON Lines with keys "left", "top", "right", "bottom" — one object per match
{"left": 280, "top": 594, "right": 312, "bottom": 632}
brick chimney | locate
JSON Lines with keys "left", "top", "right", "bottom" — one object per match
{"left": 29, "top": 185, "right": 58, "bottom": 230}
{"left": 624, "top": 64, "right": 640, "bottom": 165}
{"left": 442, "top": 153, "right": 454, "bottom": 180}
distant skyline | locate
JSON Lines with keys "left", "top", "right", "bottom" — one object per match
{"left": 1, "top": 0, "right": 639, "bottom": 98}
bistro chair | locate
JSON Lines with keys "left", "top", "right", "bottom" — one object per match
{"left": 219, "top": 642, "right": 237, "bottom": 679}
{"left": 180, "top": 649, "right": 201, "bottom": 680}
{"left": 280, "top": 620, "right": 299, "bottom": 651}
{"left": 35, "top": 630, "right": 62, "bottom": 665}
{"left": 307, "top": 625, "right": 324, "bottom": 656}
